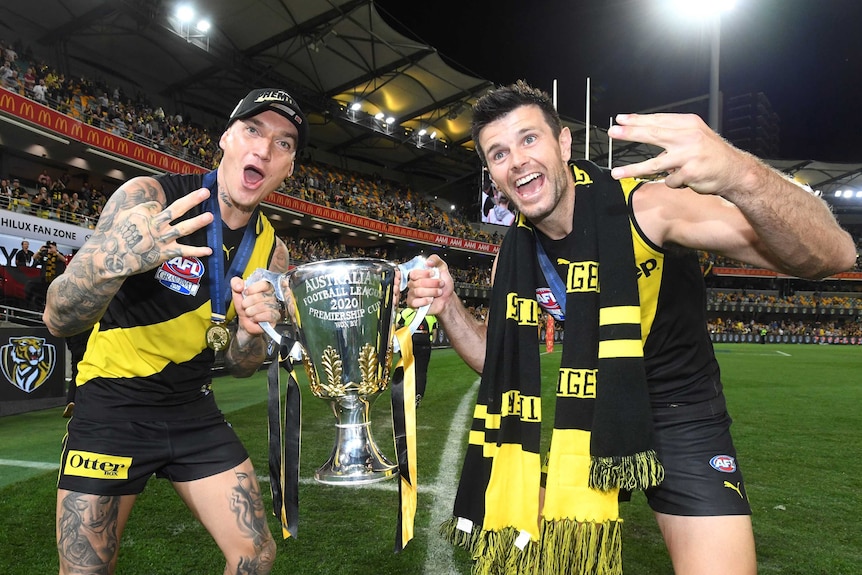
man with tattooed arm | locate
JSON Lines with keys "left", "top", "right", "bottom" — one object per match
{"left": 43, "top": 88, "right": 308, "bottom": 575}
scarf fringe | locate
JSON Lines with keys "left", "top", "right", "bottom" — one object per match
{"left": 440, "top": 517, "right": 622, "bottom": 575}
{"left": 589, "top": 450, "right": 665, "bottom": 492}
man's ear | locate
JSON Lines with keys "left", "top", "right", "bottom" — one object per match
{"left": 559, "top": 126, "right": 572, "bottom": 163}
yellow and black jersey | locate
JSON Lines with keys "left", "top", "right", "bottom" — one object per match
{"left": 74, "top": 173, "right": 277, "bottom": 420}
{"left": 537, "top": 180, "right": 721, "bottom": 407}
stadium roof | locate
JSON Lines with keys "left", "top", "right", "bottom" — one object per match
{"left": 4, "top": 0, "right": 862, "bottom": 221}
{"left": 1, "top": 0, "right": 660, "bottom": 200}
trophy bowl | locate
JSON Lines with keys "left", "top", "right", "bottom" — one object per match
{"left": 286, "top": 258, "right": 398, "bottom": 485}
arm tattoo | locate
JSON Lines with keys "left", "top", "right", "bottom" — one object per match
{"left": 57, "top": 492, "right": 120, "bottom": 575}
{"left": 43, "top": 178, "right": 174, "bottom": 337}
{"left": 225, "top": 330, "right": 267, "bottom": 378}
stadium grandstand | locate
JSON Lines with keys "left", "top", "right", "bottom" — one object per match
{"left": 3, "top": 0, "right": 862, "bottom": 348}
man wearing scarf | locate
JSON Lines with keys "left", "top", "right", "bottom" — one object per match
{"left": 406, "top": 81, "right": 855, "bottom": 575}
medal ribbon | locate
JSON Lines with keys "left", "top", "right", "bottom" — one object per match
{"left": 202, "top": 170, "right": 260, "bottom": 325}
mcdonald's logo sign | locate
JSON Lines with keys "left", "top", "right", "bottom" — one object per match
{"left": 38, "top": 109, "right": 52, "bottom": 126}
{"left": 116, "top": 139, "right": 129, "bottom": 155}
{"left": 55, "top": 116, "right": 69, "bottom": 134}
{"left": 86, "top": 130, "right": 100, "bottom": 144}
{"left": 146, "top": 150, "right": 157, "bottom": 164}
{"left": 102, "top": 134, "right": 115, "bottom": 150}
{"left": 0, "top": 92, "right": 15, "bottom": 112}
{"left": 19, "top": 101, "right": 35, "bottom": 119}
{"left": 169, "top": 159, "right": 180, "bottom": 172}
{"left": 133, "top": 145, "right": 145, "bottom": 160}
{"left": 71, "top": 122, "right": 82, "bottom": 138}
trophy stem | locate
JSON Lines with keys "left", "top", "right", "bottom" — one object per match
{"left": 314, "top": 399, "right": 396, "bottom": 485}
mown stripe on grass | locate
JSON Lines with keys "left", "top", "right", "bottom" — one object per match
{"left": 423, "top": 377, "right": 480, "bottom": 575}
{"left": 0, "top": 458, "right": 59, "bottom": 470}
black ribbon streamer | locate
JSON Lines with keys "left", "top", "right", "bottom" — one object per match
{"left": 266, "top": 337, "right": 301, "bottom": 538}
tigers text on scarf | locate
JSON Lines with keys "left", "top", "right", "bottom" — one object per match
{"left": 441, "top": 160, "right": 664, "bottom": 575}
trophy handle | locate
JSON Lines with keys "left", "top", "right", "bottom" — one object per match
{"left": 245, "top": 268, "right": 291, "bottom": 345}
{"left": 393, "top": 256, "right": 438, "bottom": 352}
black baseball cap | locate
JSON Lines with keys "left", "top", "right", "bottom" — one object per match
{"left": 228, "top": 88, "right": 309, "bottom": 151}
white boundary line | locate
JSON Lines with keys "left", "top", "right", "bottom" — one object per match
{"left": 423, "top": 378, "right": 479, "bottom": 575}
{"left": 0, "top": 458, "right": 59, "bottom": 470}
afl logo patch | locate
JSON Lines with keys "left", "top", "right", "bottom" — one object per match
{"left": 155, "top": 256, "right": 205, "bottom": 296}
{"left": 709, "top": 454, "right": 737, "bottom": 473}
{"left": 536, "top": 287, "right": 565, "bottom": 321}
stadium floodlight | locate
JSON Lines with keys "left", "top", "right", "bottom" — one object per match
{"left": 350, "top": 102, "right": 362, "bottom": 111}
{"left": 176, "top": 5, "right": 195, "bottom": 23}
{"left": 385, "top": 116, "right": 395, "bottom": 125}
{"left": 670, "top": 0, "right": 736, "bottom": 19}
{"left": 418, "top": 128, "right": 427, "bottom": 136}
{"left": 670, "top": 0, "right": 737, "bottom": 132}
{"left": 196, "top": 19, "right": 211, "bottom": 33}
{"left": 374, "top": 112, "right": 385, "bottom": 120}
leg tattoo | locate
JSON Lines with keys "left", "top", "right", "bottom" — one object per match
{"left": 229, "top": 472, "right": 276, "bottom": 575}
{"left": 57, "top": 492, "right": 120, "bottom": 574}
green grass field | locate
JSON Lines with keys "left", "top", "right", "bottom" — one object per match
{"left": 1, "top": 343, "right": 860, "bottom": 574}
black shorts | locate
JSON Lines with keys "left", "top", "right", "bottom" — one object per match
{"left": 58, "top": 412, "right": 249, "bottom": 496}
{"left": 641, "top": 395, "right": 751, "bottom": 516}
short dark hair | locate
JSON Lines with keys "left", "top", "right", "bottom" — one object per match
{"left": 471, "top": 80, "right": 563, "bottom": 166}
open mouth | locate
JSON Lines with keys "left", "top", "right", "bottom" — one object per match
{"left": 243, "top": 165, "right": 265, "bottom": 187}
{"left": 514, "top": 172, "right": 543, "bottom": 196}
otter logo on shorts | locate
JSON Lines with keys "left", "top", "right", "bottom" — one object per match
{"left": 64, "top": 450, "right": 132, "bottom": 480}
{"left": 709, "top": 454, "right": 737, "bottom": 473}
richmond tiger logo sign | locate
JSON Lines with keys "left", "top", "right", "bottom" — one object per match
{"left": 0, "top": 336, "right": 58, "bottom": 393}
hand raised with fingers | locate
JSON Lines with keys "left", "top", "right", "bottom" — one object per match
{"left": 608, "top": 113, "right": 752, "bottom": 195}
{"left": 96, "top": 184, "right": 215, "bottom": 279}
{"left": 43, "top": 178, "right": 216, "bottom": 337}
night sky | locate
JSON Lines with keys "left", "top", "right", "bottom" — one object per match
{"left": 375, "top": 0, "right": 862, "bottom": 163}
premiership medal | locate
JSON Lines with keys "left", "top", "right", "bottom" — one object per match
{"left": 206, "top": 321, "right": 230, "bottom": 351}
{"left": 202, "top": 169, "right": 259, "bottom": 355}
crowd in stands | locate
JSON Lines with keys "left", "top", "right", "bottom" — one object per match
{"left": 0, "top": 171, "right": 108, "bottom": 228}
{"left": 280, "top": 163, "right": 502, "bottom": 244}
{"left": 284, "top": 236, "right": 393, "bottom": 264}
{"left": 701, "top": 246, "right": 862, "bottom": 273}
{"left": 282, "top": 236, "right": 492, "bottom": 289}
{"left": 708, "top": 290, "right": 862, "bottom": 309}
{"left": 2, "top": 38, "right": 504, "bottom": 246}
{"left": 707, "top": 317, "right": 862, "bottom": 338}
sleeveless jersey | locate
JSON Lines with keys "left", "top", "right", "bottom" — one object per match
{"left": 537, "top": 180, "right": 722, "bottom": 406}
{"left": 75, "top": 173, "right": 277, "bottom": 420}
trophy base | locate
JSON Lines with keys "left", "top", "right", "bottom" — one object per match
{"left": 314, "top": 421, "right": 397, "bottom": 485}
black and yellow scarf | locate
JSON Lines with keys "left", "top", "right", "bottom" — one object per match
{"left": 441, "top": 160, "right": 664, "bottom": 574}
